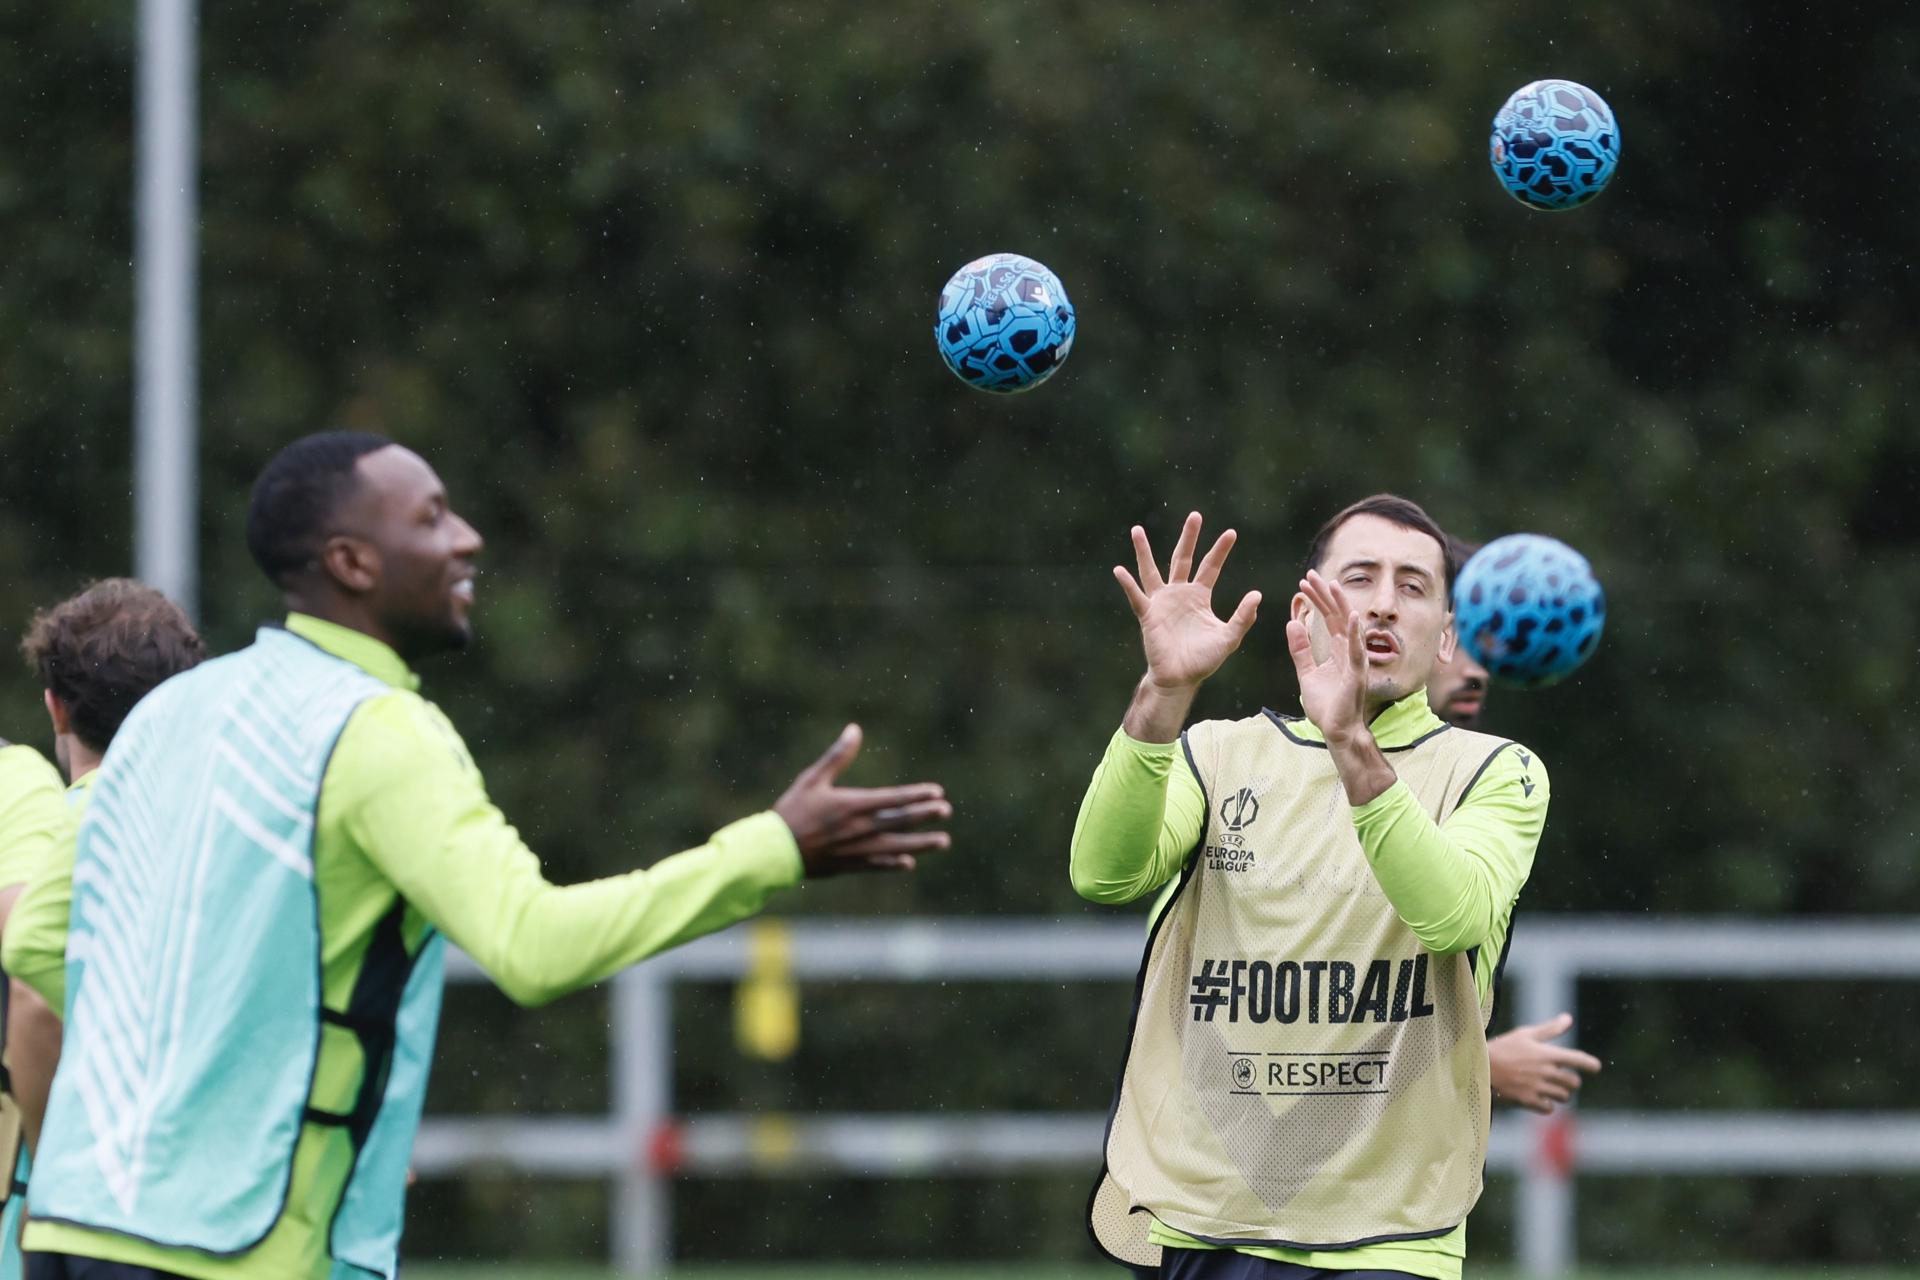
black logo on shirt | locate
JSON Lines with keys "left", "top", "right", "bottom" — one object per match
{"left": 1190, "top": 956, "right": 1436, "bottom": 1024}
{"left": 1219, "top": 788, "right": 1260, "bottom": 832}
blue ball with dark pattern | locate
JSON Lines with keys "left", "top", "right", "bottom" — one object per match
{"left": 1489, "top": 79, "right": 1620, "bottom": 211}
{"left": 1453, "top": 534, "right": 1606, "bottom": 689}
{"left": 935, "top": 253, "right": 1076, "bottom": 393}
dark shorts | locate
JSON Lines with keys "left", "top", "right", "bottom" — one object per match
{"left": 1159, "top": 1246, "right": 1426, "bottom": 1280}
{"left": 26, "top": 1256, "right": 194, "bottom": 1280}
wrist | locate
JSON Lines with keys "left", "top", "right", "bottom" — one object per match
{"left": 1123, "top": 673, "right": 1197, "bottom": 744}
{"left": 1323, "top": 724, "right": 1374, "bottom": 752}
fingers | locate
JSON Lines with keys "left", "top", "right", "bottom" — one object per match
{"left": 1225, "top": 590, "right": 1262, "bottom": 643}
{"left": 1167, "top": 511, "right": 1202, "bottom": 584}
{"left": 1193, "top": 527, "right": 1237, "bottom": 589}
{"left": 832, "top": 830, "right": 952, "bottom": 859}
{"left": 1521, "top": 1096, "right": 1555, "bottom": 1115}
{"left": 1113, "top": 566, "right": 1150, "bottom": 619}
{"left": 1130, "top": 526, "right": 1165, "bottom": 593}
{"left": 1300, "top": 570, "right": 1346, "bottom": 637}
{"left": 833, "top": 783, "right": 947, "bottom": 814}
{"left": 1345, "top": 604, "right": 1364, "bottom": 670}
{"left": 861, "top": 796, "right": 953, "bottom": 829}
{"left": 1550, "top": 1046, "right": 1604, "bottom": 1075}
{"left": 1526, "top": 1013, "right": 1576, "bottom": 1041}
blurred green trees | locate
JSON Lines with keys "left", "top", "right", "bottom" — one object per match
{"left": 4, "top": 0, "right": 1919, "bottom": 1266}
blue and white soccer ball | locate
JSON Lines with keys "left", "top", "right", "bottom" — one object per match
{"left": 1489, "top": 79, "right": 1620, "bottom": 211}
{"left": 934, "top": 253, "right": 1076, "bottom": 393}
{"left": 1453, "top": 534, "right": 1606, "bottom": 689}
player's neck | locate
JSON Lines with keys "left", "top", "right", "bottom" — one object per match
{"left": 63, "top": 738, "right": 103, "bottom": 785}
{"left": 283, "top": 592, "right": 403, "bottom": 659}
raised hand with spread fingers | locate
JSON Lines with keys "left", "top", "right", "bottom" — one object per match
{"left": 1113, "top": 511, "right": 1262, "bottom": 744}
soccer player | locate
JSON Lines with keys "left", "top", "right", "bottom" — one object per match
{"left": 9, "top": 432, "right": 952, "bottom": 1280}
{"left": 1430, "top": 536, "right": 1599, "bottom": 1115}
{"left": 0, "top": 741, "right": 68, "bottom": 1277}
{"left": 1077, "top": 497, "right": 1549, "bottom": 1280}
{"left": 6, "top": 580, "right": 207, "bottom": 1151}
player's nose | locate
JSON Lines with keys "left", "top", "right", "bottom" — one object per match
{"left": 451, "top": 513, "right": 484, "bottom": 558}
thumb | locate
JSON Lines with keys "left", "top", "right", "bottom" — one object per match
{"left": 805, "top": 723, "right": 862, "bottom": 785}
{"left": 1226, "top": 590, "right": 1262, "bottom": 642}
{"left": 1530, "top": 1012, "right": 1575, "bottom": 1041}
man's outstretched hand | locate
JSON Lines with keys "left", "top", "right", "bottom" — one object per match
{"left": 774, "top": 725, "right": 952, "bottom": 877}
{"left": 1489, "top": 1013, "right": 1603, "bottom": 1114}
{"left": 1114, "top": 512, "right": 1262, "bottom": 743}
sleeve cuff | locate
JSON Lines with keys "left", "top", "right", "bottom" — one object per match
{"left": 715, "top": 810, "right": 805, "bottom": 891}
{"left": 1113, "top": 726, "right": 1181, "bottom": 762}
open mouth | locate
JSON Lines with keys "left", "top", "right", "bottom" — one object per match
{"left": 451, "top": 575, "right": 476, "bottom": 605}
{"left": 1363, "top": 630, "right": 1399, "bottom": 662}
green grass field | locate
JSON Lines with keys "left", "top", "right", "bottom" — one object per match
{"left": 410, "top": 1268, "right": 1913, "bottom": 1280}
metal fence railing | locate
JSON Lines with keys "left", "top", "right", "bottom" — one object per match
{"left": 413, "top": 917, "right": 1920, "bottom": 1276}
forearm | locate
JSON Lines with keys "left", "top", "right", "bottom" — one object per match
{"left": 1070, "top": 728, "right": 1204, "bottom": 904}
{"left": 7, "top": 978, "right": 61, "bottom": 1152}
{"left": 1350, "top": 782, "right": 1531, "bottom": 954}
{"left": 413, "top": 812, "right": 802, "bottom": 1007}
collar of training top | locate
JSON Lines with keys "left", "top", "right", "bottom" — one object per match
{"left": 1267, "top": 688, "right": 1442, "bottom": 750}
{"left": 282, "top": 613, "right": 422, "bottom": 692}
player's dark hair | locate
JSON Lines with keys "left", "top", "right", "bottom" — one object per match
{"left": 245, "top": 431, "right": 394, "bottom": 588}
{"left": 1444, "top": 534, "right": 1483, "bottom": 606}
{"left": 21, "top": 579, "right": 206, "bottom": 755}
{"left": 1304, "top": 494, "right": 1459, "bottom": 595}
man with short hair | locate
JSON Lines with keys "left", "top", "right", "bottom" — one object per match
{"left": 6, "top": 580, "right": 208, "bottom": 1144}
{"left": 12, "top": 431, "right": 952, "bottom": 1280}
{"left": 1076, "top": 497, "right": 1549, "bottom": 1280}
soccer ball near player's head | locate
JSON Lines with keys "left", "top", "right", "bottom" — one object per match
{"left": 21, "top": 578, "right": 205, "bottom": 778}
{"left": 1454, "top": 533, "right": 1605, "bottom": 689}
{"left": 1428, "top": 534, "right": 1492, "bottom": 728}
{"left": 247, "top": 431, "right": 484, "bottom": 663}
{"left": 1296, "top": 494, "right": 1459, "bottom": 712}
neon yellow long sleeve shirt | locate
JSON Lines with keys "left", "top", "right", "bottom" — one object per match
{"left": 1069, "top": 691, "right": 1548, "bottom": 1280}
{"left": 22, "top": 614, "right": 804, "bottom": 1280}
{"left": 0, "top": 744, "right": 68, "bottom": 894}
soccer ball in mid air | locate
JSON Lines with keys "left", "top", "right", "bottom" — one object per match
{"left": 935, "top": 253, "right": 1076, "bottom": 393}
{"left": 1489, "top": 79, "right": 1619, "bottom": 211}
{"left": 1453, "top": 534, "right": 1606, "bottom": 688}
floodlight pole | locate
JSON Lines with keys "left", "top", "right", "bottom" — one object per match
{"left": 135, "top": 0, "right": 199, "bottom": 618}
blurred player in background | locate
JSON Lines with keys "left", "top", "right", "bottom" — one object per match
{"left": 6, "top": 581, "right": 207, "bottom": 1161}
{"left": 1433, "top": 536, "right": 1599, "bottom": 1114}
{"left": 11, "top": 432, "right": 954, "bottom": 1280}
{"left": 1078, "top": 497, "right": 1549, "bottom": 1280}
{"left": 0, "top": 741, "right": 67, "bottom": 1277}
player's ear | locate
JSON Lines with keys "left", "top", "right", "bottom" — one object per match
{"left": 44, "top": 689, "right": 71, "bottom": 737}
{"left": 1437, "top": 614, "right": 1459, "bottom": 665}
{"left": 319, "top": 535, "right": 381, "bottom": 596}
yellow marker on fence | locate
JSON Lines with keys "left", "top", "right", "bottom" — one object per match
{"left": 734, "top": 920, "right": 800, "bottom": 1061}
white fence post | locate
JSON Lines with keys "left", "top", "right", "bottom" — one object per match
{"left": 1513, "top": 954, "right": 1577, "bottom": 1278}
{"left": 610, "top": 966, "right": 671, "bottom": 1277}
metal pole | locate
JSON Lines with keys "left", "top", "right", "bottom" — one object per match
{"left": 1515, "top": 958, "right": 1577, "bottom": 1278}
{"left": 135, "top": 0, "right": 199, "bottom": 616}
{"left": 610, "top": 968, "right": 671, "bottom": 1276}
